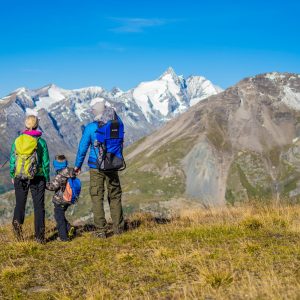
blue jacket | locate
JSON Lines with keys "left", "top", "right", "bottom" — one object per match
{"left": 75, "top": 122, "right": 99, "bottom": 169}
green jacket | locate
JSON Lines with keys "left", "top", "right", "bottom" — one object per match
{"left": 10, "top": 134, "right": 50, "bottom": 182}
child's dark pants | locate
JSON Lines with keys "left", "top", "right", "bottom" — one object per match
{"left": 54, "top": 203, "right": 71, "bottom": 241}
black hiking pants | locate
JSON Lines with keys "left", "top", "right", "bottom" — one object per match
{"left": 13, "top": 176, "right": 46, "bottom": 241}
{"left": 54, "top": 203, "right": 71, "bottom": 241}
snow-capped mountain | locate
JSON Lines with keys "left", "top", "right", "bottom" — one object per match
{"left": 0, "top": 67, "right": 222, "bottom": 193}
{"left": 132, "top": 67, "right": 189, "bottom": 122}
{"left": 132, "top": 67, "right": 222, "bottom": 122}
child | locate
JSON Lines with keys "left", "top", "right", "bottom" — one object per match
{"left": 46, "top": 155, "right": 77, "bottom": 241}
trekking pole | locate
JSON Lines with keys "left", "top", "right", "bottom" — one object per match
{"left": 0, "top": 159, "right": 9, "bottom": 169}
{"left": 0, "top": 151, "right": 11, "bottom": 169}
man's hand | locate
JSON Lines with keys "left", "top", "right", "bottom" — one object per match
{"left": 11, "top": 178, "right": 14, "bottom": 184}
{"left": 74, "top": 167, "right": 81, "bottom": 175}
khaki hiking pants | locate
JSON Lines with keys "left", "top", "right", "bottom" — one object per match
{"left": 90, "top": 168, "right": 124, "bottom": 233}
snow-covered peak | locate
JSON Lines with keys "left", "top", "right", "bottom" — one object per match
{"left": 159, "top": 67, "right": 177, "bottom": 80}
{"left": 158, "top": 67, "right": 186, "bottom": 87}
{"left": 130, "top": 68, "right": 222, "bottom": 121}
{"left": 110, "top": 87, "right": 123, "bottom": 97}
{"left": 34, "top": 83, "right": 71, "bottom": 96}
{"left": 10, "top": 87, "right": 34, "bottom": 105}
{"left": 187, "top": 76, "right": 223, "bottom": 106}
{"left": 14, "top": 87, "right": 28, "bottom": 95}
{"left": 46, "top": 83, "right": 58, "bottom": 89}
{"left": 132, "top": 67, "right": 188, "bottom": 121}
{"left": 33, "top": 84, "right": 69, "bottom": 110}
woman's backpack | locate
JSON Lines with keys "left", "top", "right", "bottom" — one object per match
{"left": 14, "top": 135, "right": 39, "bottom": 180}
{"left": 94, "top": 113, "right": 126, "bottom": 171}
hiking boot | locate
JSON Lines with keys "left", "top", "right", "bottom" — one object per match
{"left": 93, "top": 231, "right": 107, "bottom": 239}
{"left": 12, "top": 221, "right": 24, "bottom": 242}
{"left": 68, "top": 226, "right": 76, "bottom": 239}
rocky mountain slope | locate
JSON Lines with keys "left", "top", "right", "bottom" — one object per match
{"left": 0, "top": 67, "right": 221, "bottom": 193}
{"left": 121, "top": 72, "right": 300, "bottom": 205}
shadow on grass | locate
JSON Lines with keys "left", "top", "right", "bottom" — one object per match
{"left": 125, "top": 216, "right": 171, "bottom": 231}
{"left": 46, "top": 216, "right": 171, "bottom": 242}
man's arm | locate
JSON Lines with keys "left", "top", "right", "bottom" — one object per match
{"left": 75, "top": 126, "right": 91, "bottom": 170}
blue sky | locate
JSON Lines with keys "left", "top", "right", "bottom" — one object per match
{"left": 0, "top": 0, "right": 299, "bottom": 97}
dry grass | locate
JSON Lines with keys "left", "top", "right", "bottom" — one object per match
{"left": 1, "top": 202, "right": 300, "bottom": 299}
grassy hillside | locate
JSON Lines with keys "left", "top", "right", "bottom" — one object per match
{"left": 1, "top": 203, "right": 300, "bottom": 299}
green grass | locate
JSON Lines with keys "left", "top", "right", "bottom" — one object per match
{"left": 206, "top": 117, "right": 232, "bottom": 152}
{"left": 1, "top": 204, "right": 300, "bottom": 299}
{"left": 226, "top": 151, "right": 275, "bottom": 203}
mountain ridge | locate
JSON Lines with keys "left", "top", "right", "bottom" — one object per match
{"left": 0, "top": 67, "right": 222, "bottom": 194}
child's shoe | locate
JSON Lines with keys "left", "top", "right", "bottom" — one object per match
{"left": 68, "top": 226, "right": 76, "bottom": 239}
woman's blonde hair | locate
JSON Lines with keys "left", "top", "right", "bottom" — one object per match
{"left": 25, "top": 115, "right": 39, "bottom": 130}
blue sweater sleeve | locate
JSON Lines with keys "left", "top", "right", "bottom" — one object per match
{"left": 75, "top": 126, "right": 91, "bottom": 168}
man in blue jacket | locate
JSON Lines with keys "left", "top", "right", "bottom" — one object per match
{"left": 74, "top": 98, "right": 124, "bottom": 238}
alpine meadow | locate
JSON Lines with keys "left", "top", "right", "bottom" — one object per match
{"left": 1, "top": 0, "right": 300, "bottom": 299}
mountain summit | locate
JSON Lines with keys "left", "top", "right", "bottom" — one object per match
{"left": 132, "top": 67, "right": 221, "bottom": 122}
{"left": 159, "top": 66, "right": 179, "bottom": 80}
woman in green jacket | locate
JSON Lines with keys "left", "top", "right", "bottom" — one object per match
{"left": 10, "top": 115, "right": 50, "bottom": 243}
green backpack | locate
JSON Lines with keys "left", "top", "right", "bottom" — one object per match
{"left": 14, "top": 135, "right": 39, "bottom": 180}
